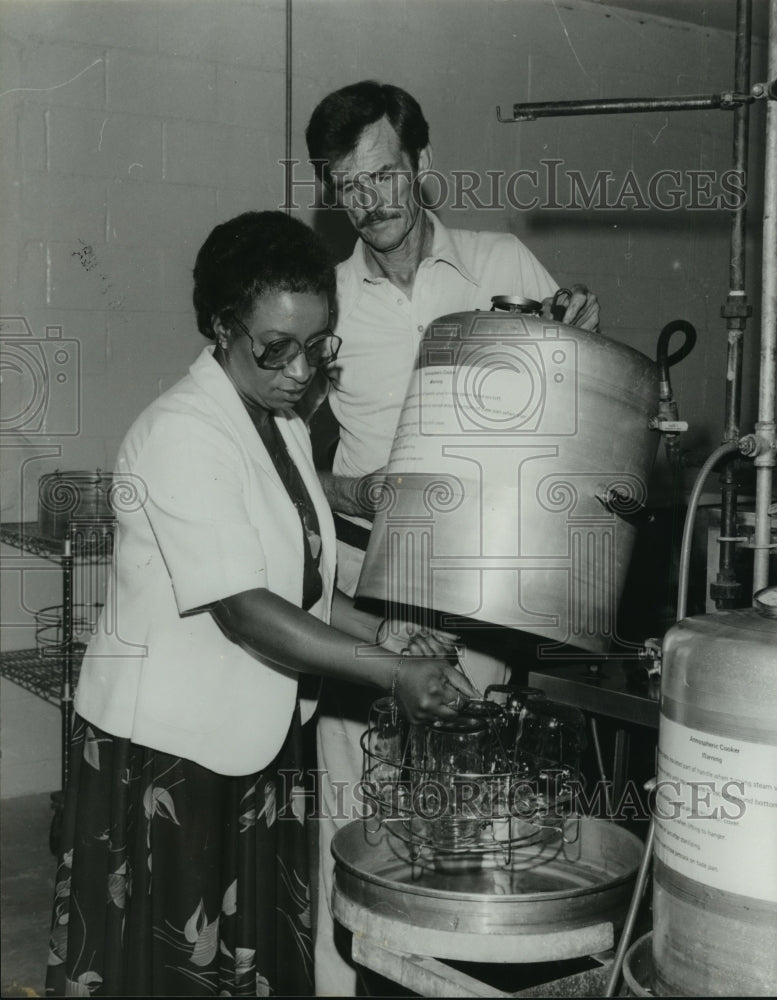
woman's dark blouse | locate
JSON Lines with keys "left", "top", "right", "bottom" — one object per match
{"left": 241, "top": 396, "right": 323, "bottom": 611}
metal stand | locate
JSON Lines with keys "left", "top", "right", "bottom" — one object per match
{"left": 0, "top": 518, "right": 114, "bottom": 854}
{"left": 50, "top": 529, "right": 75, "bottom": 855}
{"left": 350, "top": 934, "right": 614, "bottom": 998}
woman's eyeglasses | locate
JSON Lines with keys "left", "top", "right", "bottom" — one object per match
{"left": 231, "top": 315, "right": 341, "bottom": 371}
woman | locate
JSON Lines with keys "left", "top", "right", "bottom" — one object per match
{"left": 45, "top": 211, "right": 472, "bottom": 998}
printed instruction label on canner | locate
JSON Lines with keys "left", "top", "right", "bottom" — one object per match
{"left": 655, "top": 716, "right": 777, "bottom": 902}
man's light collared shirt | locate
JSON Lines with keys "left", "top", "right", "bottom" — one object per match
{"left": 330, "top": 211, "right": 558, "bottom": 481}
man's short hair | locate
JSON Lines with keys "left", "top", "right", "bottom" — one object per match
{"left": 305, "top": 80, "right": 429, "bottom": 187}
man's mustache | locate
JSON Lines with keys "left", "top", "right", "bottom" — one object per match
{"left": 359, "top": 211, "right": 401, "bottom": 228}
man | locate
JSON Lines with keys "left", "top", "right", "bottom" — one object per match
{"left": 305, "top": 80, "right": 599, "bottom": 597}
{"left": 304, "top": 80, "right": 600, "bottom": 996}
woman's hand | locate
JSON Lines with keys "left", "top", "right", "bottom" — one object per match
{"left": 378, "top": 620, "right": 472, "bottom": 722}
{"left": 393, "top": 657, "right": 477, "bottom": 725}
{"left": 378, "top": 619, "right": 459, "bottom": 660}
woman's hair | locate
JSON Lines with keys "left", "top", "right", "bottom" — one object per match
{"left": 305, "top": 80, "right": 429, "bottom": 186}
{"left": 192, "top": 211, "right": 336, "bottom": 340}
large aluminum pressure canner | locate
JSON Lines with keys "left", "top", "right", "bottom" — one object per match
{"left": 356, "top": 298, "right": 659, "bottom": 654}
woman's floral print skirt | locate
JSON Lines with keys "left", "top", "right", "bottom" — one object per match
{"left": 46, "top": 709, "right": 313, "bottom": 997}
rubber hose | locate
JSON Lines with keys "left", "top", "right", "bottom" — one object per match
{"left": 656, "top": 319, "right": 697, "bottom": 384}
{"left": 676, "top": 441, "right": 740, "bottom": 621}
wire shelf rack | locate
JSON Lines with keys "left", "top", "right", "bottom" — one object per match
{"left": 0, "top": 645, "right": 85, "bottom": 706}
{"left": 0, "top": 520, "right": 115, "bottom": 561}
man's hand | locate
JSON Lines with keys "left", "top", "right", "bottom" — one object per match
{"left": 318, "top": 468, "right": 387, "bottom": 519}
{"left": 542, "top": 283, "right": 600, "bottom": 332}
{"left": 294, "top": 368, "right": 331, "bottom": 424}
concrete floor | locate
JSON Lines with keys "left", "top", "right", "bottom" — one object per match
{"left": 1, "top": 792, "right": 56, "bottom": 998}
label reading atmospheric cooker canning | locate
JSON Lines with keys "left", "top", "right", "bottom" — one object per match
{"left": 654, "top": 716, "right": 777, "bottom": 902}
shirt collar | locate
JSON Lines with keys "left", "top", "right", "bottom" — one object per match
{"left": 348, "top": 210, "right": 479, "bottom": 287}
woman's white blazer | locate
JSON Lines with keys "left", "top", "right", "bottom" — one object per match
{"left": 75, "top": 347, "right": 336, "bottom": 775}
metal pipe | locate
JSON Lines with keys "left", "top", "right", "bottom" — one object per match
{"left": 589, "top": 717, "right": 613, "bottom": 817}
{"left": 753, "top": 0, "right": 777, "bottom": 592}
{"left": 715, "top": 0, "right": 753, "bottom": 609}
{"left": 677, "top": 442, "right": 740, "bottom": 620}
{"left": 499, "top": 94, "right": 753, "bottom": 123}
{"left": 284, "top": 0, "right": 293, "bottom": 215}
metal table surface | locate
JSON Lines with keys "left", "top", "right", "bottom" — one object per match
{"left": 528, "top": 658, "right": 660, "bottom": 730}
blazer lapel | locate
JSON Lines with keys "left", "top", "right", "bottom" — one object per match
{"left": 187, "top": 347, "right": 286, "bottom": 490}
{"left": 187, "top": 348, "right": 334, "bottom": 589}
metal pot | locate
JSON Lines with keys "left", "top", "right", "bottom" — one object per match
{"left": 38, "top": 469, "right": 114, "bottom": 539}
{"left": 332, "top": 816, "right": 643, "bottom": 963}
{"left": 356, "top": 301, "right": 658, "bottom": 654}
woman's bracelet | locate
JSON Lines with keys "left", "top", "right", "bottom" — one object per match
{"left": 374, "top": 616, "right": 388, "bottom": 645}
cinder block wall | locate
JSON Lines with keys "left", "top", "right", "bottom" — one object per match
{"left": 1, "top": 0, "right": 290, "bottom": 796}
{"left": 0, "top": 0, "right": 767, "bottom": 796}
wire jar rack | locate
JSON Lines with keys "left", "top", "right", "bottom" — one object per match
{"left": 360, "top": 685, "right": 587, "bottom": 864}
